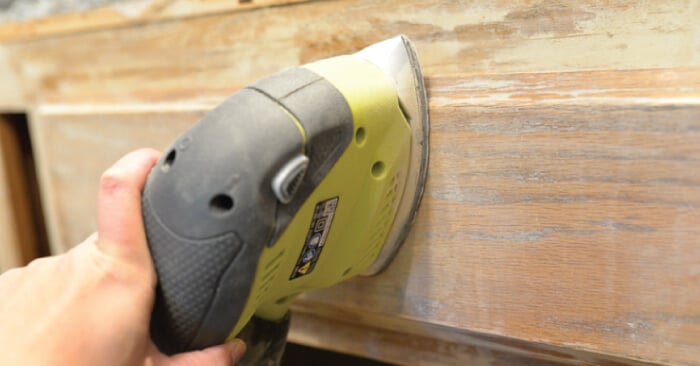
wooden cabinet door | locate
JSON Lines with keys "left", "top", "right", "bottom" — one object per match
{"left": 0, "top": 1, "right": 698, "bottom": 364}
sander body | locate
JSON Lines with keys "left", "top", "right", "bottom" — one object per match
{"left": 142, "top": 35, "right": 430, "bottom": 363}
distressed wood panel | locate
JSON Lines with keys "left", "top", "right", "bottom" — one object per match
{"left": 0, "top": 0, "right": 309, "bottom": 42}
{"left": 0, "top": 0, "right": 698, "bottom": 110}
{"left": 2, "top": 0, "right": 699, "bottom": 363}
{"left": 289, "top": 308, "right": 659, "bottom": 366}
{"left": 30, "top": 67, "right": 700, "bottom": 365}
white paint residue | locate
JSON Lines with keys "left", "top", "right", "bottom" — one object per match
{"left": 407, "top": 3, "right": 509, "bottom": 31}
{"left": 38, "top": 101, "right": 218, "bottom": 115}
{"left": 111, "top": 0, "right": 158, "bottom": 18}
{"left": 454, "top": 78, "right": 520, "bottom": 91}
{"left": 430, "top": 95, "right": 700, "bottom": 108}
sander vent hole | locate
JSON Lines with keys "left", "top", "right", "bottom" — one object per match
{"left": 371, "top": 161, "right": 386, "bottom": 178}
{"left": 162, "top": 149, "right": 176, "bottom": 172}
{"left": 210, "top": 194, "right": 234, "bottom": 214}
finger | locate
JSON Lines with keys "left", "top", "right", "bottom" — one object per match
{"left": 156, "top": 340, "right": 246, "bottom": 366}
{"left": 96, "top": 148, "right": 160, "bottom": 261}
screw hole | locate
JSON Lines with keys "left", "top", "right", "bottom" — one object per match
{"left": 355, "top": 127, "right": 366, "bottom": 145}
{"left": 371, "top": 161, "right": 386, "bottom": 178}
{"left": 210, "top": 194, "right": 234, "bottom": 214}
{"left": 162, "top": 149, "right": 176, "bottom": 172}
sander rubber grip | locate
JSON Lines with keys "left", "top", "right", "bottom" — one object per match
{"left": 143, "top": 191, "right": 243, "bottom": 354}
{"left": 141, "top": 86, "right": 305, "bottom": 353}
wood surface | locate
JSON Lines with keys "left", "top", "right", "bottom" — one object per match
{"left": 28, "top": 66, "right": 700, "bottom": 364}
{"left": 288, "top": 310, "right": 658, "bottom": 366}
{"left": 0, "top": 0, "right": 698, "bottom": 364}
{"left": 0, "top": 0, "right": 698, "bottom": 109}
{"left": 0, "top": 0, "right": 309, "bottom": 42}
{"left": 0, "top": 117, "right": 22, "bottom": 271}
{"left": 0, "top": 116, "right": 42, "bottom": 271}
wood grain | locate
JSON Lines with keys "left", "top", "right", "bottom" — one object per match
{"left": 0, "top": 0, "right": 310, "bottom": 42}
{"left": 289, "top": 308, "right": 659, "bottom": 366}
{"left": 0, "top": 116, "right": 41, "bottom": 271}
{"left": 295, "top": 68, "right": 700, "bottom": 365}
{"left": 29, "top": 67, "right": 700, "bottom": 365}
{"left": 0, "top": 0, "right": 698, "bottom": 109}
{"left": 0, "top": 117, "right": 23, "bottom": 271}
{"left": 1, "top": 0, "right": 699, "bottom": 364}
{"left": 0, "top": 48, "right": 27, "bottom": 111}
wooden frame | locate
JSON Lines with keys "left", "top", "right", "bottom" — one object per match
{"left": 0, "top": 0, "right": 698, "bottom": 364}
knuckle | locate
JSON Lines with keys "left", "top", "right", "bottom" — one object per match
{"left": 99, "top": 168, "right": 130, "bottom": 195}
{"left": 26, "top": 256, "right": 50, "bottom": 268}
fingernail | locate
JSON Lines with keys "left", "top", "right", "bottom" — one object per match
{"left": 230, "top": 339, "right": 247, "bottom": 363}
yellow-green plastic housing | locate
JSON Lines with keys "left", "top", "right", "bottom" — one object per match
{"left": 226, "top": 54, "right": 411, "bottom": 339}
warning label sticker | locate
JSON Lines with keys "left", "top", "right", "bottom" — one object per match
{"left": 290, "top": 196, "right": 339, "bottom": 280}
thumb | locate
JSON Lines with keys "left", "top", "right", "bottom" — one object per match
{"left": 156, "top": 340, "right": 246, "bottom": 366}
{"left": 96, "top": 148, "right": 160, "bottom": 263}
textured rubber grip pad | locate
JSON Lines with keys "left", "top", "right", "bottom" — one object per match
{"left": 143, "top": 194, "right": 243, "bottom": 353}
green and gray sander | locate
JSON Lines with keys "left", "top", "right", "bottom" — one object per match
{"left": 142, "top": 35, "right": 429, "bottom": 364}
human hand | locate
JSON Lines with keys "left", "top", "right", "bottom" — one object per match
{"left": 0, "top": 149, "right": 246, "bottom": 366}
